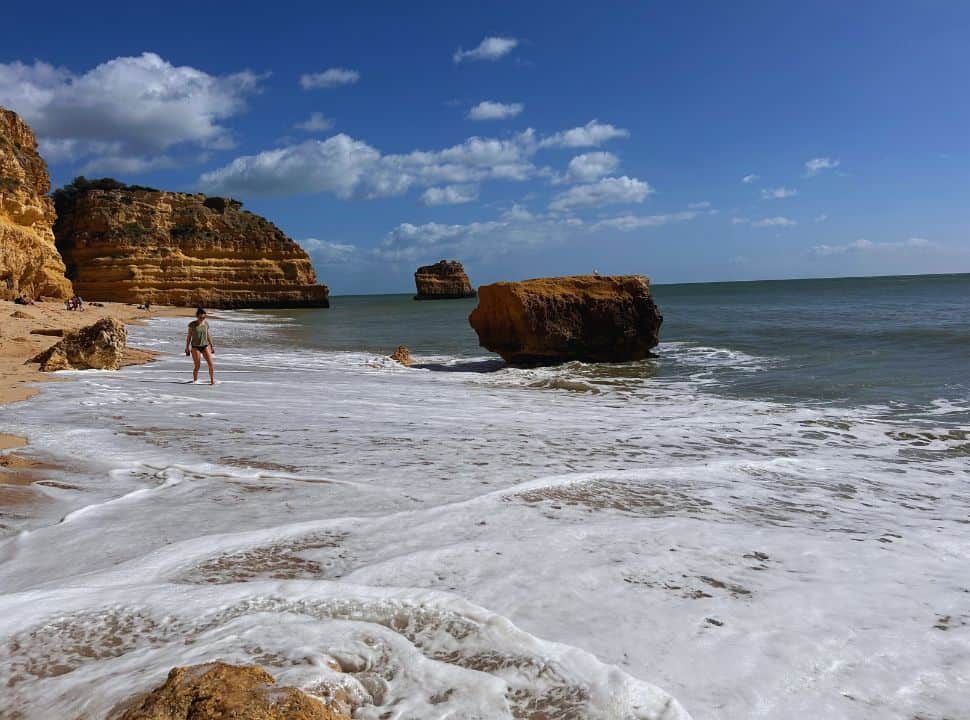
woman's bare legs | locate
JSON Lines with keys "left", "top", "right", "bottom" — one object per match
{"left": 191, "top": 347, "right": 202, "bottom": 382}
{"left": 202, "top": 346, "right": 215, "bottom": 384}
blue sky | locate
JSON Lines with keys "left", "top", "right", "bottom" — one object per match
{"left": 2, "top": 1, "right": 968, "bottom": 294}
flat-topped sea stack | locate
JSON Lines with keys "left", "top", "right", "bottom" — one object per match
{"left": 468, "top": 274, "right": 663, "bottom": 366}
{"left": 52, "top": 178, "right": 329, "bottom": 308}
{"left": 0, "top": 107, "right": 73, "bottom": 300}
{"left": 414, "top": 259, "right": 476, "bottom": 300}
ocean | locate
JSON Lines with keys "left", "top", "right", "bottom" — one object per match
{"left": 1, "top": 273, "right": 968, "bottom": 719}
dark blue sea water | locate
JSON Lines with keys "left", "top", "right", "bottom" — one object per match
{"left": 270, "top": 273, "right": 970, "bottom": 421}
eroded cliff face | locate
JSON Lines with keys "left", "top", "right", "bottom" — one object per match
{"left": 414, "top": 259, "right": 476, "bottom": 300}
{"left": 53, "top": 181, "right": 329, "bottom": 308}
{"left": 0, "top": 108, "right": 73, "bottom": 300}
{"left": 468, "top": 274, "right": 663, "bottom": 366}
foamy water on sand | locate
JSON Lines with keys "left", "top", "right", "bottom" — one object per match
{"left": 2, "top": 277, "right": 969, "bottom": 719}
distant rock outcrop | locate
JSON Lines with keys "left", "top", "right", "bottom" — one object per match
{"left": 468, "top": 275, "right": 663, "bottom": 366}
{"left": 30, "top": 316, "right": 127, "bottom": 371}
{"left": 118, "top": 662, "right": 349, "bottom": 720}
{"left": 414, "top": 260, "right": 476, "bottom": 300}
{"left": 52, "top": 178, "right": 330, "bottom": 308}
{"left": 0, "top": 107, "right": 73, "bottom": 300}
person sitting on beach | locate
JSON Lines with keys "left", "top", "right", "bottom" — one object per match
{"left": 185, "top": 307, "right": 216, "bottom": 385}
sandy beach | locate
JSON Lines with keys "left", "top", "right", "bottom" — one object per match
{"left": 0, "top": 300, "right": 187, "bottom": 481}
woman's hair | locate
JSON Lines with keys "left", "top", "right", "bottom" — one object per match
{"left": 195, "top": 307, "right": 206, "bottom": 316}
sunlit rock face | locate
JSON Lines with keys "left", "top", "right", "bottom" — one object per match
{"left": 53, "top": 179, "right": 330, "bottom": 308}
{"left": 116, "top": 662, "right": 351, "bottom": 720}
{"left": 0, "top": 107, "right": 73, "bottom": 300}
{"left": 468, "top": 274, "right": 663, "bottom": 366}
{"left": 413, "top": 259, "right": 476, "bottom": 300}
{"left": 31, "top": 316, "right": 128, "bottom": 372}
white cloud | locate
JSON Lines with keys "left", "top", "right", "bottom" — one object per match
{"left": 761, "top": 186, "right": 798, "bottom": 199}
{"left": 804, "top": 157, "right": 840, "bottom": 176}
{"left": 199, "top": 132, "right": 534, "bottom": 198}
{"left": 376, "top": 214, "right": 582, "bottom": 263}
{"left": 814, "top": 213, "right": 829, "bottom": 223}
{"left": 300, "top": 238, "right": 359, "bottom": 265}
{"left": 540, "top": 120, "right": 629, "bottom": 148}
{"left": 559, "top": 152, "right": 620, "bottom": 183}
{"left": 294, "top": 112, "right": 335, "bottom": 132}
{"left": 592, "top": 211, "right": 699, "bottom": 231}
{"left": 688, "top": 201, "right": 711, "bottom": 209}
{"left": 500, "top": 204, "right": 535, "bottom": 222}
{"left": 200, "top": 120, "right": 628, "bottom": 199}
{"left": 811, "top": 237, "right": 930, "bottom": 256}
{"left": 0, "top": 52, "right": 262, "bottom": 171}
{"left": 731, "top": 217, "right": 749, "bottom": 225}
{"left": 549, "top": 176, "right": 652, "bottom": 212}
{"left": 201, "top": 134, "right": 383, "bottom": 198}
{"left": 752, "top": 216, "right": 796, "bottom": 228}
{"left": 79, "top": 153, "right": 177, "bottom": 176}
{"left": 468, "top": 101, "right": 523, "bottom": 120}
{"left": 453, "top": 36, "right": 518, "bottom": 63}
{"left": 299, "top": 68, "right": 360, "bottom": 90}
{"left": 418, "top": 184, "right": 479, "bottom": 206}
{"left": 742, "top": 174, "right": 759, "bottom": 184}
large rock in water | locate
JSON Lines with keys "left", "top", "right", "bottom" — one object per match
{"left": 30, "top": 316, "right": 127, "bottom": 371}
{"left": 0, "top": 107, "right": 73, "bottom": 300}
{"left": 118, "top": 662, "right": 349, "bottom": 720}
{"left": 52, "top": 178, "right": 330, "bottom": 308}
{"left": 468, "top": 275, "right": 663, "bottom": 366}
{"left": 414, "top": 259, "right": 476, "bottom": 300}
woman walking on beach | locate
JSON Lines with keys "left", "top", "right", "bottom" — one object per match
{"left": 185, "top": 307, "right": 216, "bottom": 384}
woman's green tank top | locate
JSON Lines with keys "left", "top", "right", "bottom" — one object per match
{"left": 189, "top": 320, "right": 209, "bottom": 347}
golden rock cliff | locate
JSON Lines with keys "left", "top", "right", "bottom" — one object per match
{"left": 413, "top": 259, "right": 476, "bottom": 300}
{"left": 468, "top": 274, "right": 663, "bottom": 366}
{"left": 0, "top": 107, "right": 73, "bottom": 300}
{"left": 53, "top": 179, "right": 329, "bottom": 308}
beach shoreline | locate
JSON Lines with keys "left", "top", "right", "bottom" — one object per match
{"left": 0, "top": 300, "right": 187, "bottom": 482}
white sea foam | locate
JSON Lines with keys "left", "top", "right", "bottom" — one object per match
{"left": 1, "top": 314, "right": 968, "bottom": 718}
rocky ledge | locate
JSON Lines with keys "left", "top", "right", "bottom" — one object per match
{"left": 30, "top": 316, "right": 127, "bottom": 371}
{"left": 117, "top": 662, "right": 349, "bottom": 720}
{"left": 468, "top": 274, "right": 663, "bottom": 366}
{"left": 414, "top": 259, "right": 476, "bottom": 300}
{"left": 0, "top": 107, "right": 73, "bottom": 301}
{"left": 52, "top": 178, "right": 329, "bottom": 308}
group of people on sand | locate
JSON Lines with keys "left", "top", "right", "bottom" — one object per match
{"left": 185, "top": 307, "right": 216, "bottom": 385}
{"left": 64, "top": 295, "right": 85, "bottom": 311}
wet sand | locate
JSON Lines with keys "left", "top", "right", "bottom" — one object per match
{"left": 0, "top": 300, "right": 186, "bottom": 489}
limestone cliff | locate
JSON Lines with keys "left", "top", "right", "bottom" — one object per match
{"left": 468, "top": 274, "right": 663, "bottom": 366}
{"left": 414, "top": 259, "right": 476, "bottom": 300}
{"left": 53, "top": 179, "right": 329, "bottom": 308}
{"left": 0, "top": 108, "right": 73, "bottom": 300}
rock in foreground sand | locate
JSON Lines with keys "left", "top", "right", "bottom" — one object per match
{"left": 468, "top": 274, "right": 663, "bottom": 366}
{"left": 414, "top": 259, "right": 476, "bottom": 300}
{"left": 119, "top": 662, "right": 349, "bottom": 720}
{"left": 30, "top": 316, "right": 126, "bottom": 371}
